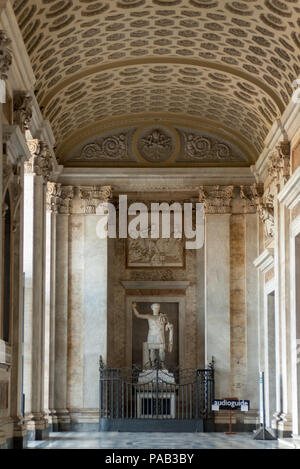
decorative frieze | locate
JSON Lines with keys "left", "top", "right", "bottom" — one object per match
{"left": 182, "top": 132, "right": 244, "bottom": 162}
{"left": 75, "top": 134, "right": 128, "bottom": 161}
{"left": 13, "top": 92, "right": 33, "bottom": 133}
{"left": 0, "top": 31, "right": 12, "bottom": 80}
{"left": 67, "top": 125, "right": 248, "bottom": 165}
{"left": 199, "top": 185, "right": 234, "bottom": 214}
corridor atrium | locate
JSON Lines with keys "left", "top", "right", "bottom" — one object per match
{"left": 0, "top": 0, "right": 299, "bottom": 450}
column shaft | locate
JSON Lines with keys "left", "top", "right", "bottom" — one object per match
{"left": 31, "top": 175, "right": 47, "bottom": 432}
{"left": 67, "top": 211, "right": 84, "bottom": 416}
{"left": 54, "top": 212, "right": 70, "bottom": 428}
{"left": 205, "top": 213, "right": 231, "bottom": 397}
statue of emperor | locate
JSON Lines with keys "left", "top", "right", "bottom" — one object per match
{"left": 132, "top": 302, "right": 173, "bottom": 368}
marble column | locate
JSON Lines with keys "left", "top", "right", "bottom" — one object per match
{"left": 267, "top": 142, "right": 293, "bottom": 435}
{"left": 30, "top": 172, "right": 47, "bottom": 434}
{"left": 264, "top": 291, "right": 276, "bottom": 427}
{"left": 278, "top": 167, "right": 300, "bottom": 437}
{"left": 23, "top": 162, "right": 34, "bottom": 424}
{"left": 196, "top": 246, "right": 205, "bottom": 369}
{"left": 200, "top": 186, "right": 233, "bottom": 398}
{"left": 47, "top": 184, "right": 60, "bottom": 430}
{"left": 0, "top": 32, "right": 11, "bottom": 337}
{"left": 253, "top": 247, "right": 276, "bottom": 428}
{"left": 273, "top": 191, "right": 282, "bottom": 429}
{"left": 54, "top": 185, "right": 73, "bottom": 430}
{"left": 83, "top": 213, "right": 108, "bottom": 416}
{"left": 63, "top": 186, "right": 111, "bottom": 426}
{"left": 277, "top": 201, "right": 293, "bottom": 434}
{"left": 291, "top": 233, "right": 300, "bottom": 436}
{"left": 244, "top": 212, "right": 260, "bottom": 413}
{"left": 44, "top": 182, "right": 61, "bottom": 429}
{"left": 10, "top": 167, "right": 27, "bottom": 446}
{"left": 24, "top": 140, "right": 54, "bottom": 439}
{"left": 67, "top": 187, "right": 85, "bottom": 422}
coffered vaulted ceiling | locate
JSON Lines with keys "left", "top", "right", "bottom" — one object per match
{"left": 13, "top": 0, "right": 300, "bottom": 166}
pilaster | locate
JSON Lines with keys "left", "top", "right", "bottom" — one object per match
{"left": 200, "top": 185, "right": 233, "bottom": 400}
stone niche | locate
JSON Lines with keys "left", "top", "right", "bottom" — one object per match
{"left": 122, "top": 289, "right": 189, "bottom": 370}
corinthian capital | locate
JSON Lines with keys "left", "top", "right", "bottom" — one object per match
{"left": 250, "top": 184, "right": 274, "bottom": 239}
{"left": 0, "top": 31, "right": 12, "bottom": 80}
{"left": 199, "top": 185, "right": 234, "bottom": 214}
{"left": 268, "top": 141, "right": 290, "bottom": 186}
{"left": 27, "top": 139, "right": 54, "bottom": 181}
{"left": 78, "top": 185, "right": 113, "bottom": 214}
{"left": 58, "top": 185, "right": 74, "bottom": 214}
{"left": 46, "top": 182, "right": 62, "bottom": 213}
{"left": 14, "top": 92, "right": 33, "bottom": 133}
{"left": 240, "top": 185, "right": 258, "bottom": 213}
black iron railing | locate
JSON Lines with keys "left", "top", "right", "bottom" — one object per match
{"left": 99, "top": 357, "right": 214, "bottom": 421}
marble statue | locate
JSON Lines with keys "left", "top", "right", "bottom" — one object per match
{"left": 132, "top": 302, "right": 173, "bottom": 368}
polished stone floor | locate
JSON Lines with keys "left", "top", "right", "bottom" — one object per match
{"left": 27, "top": 432, "right": 292, "bottom": 449}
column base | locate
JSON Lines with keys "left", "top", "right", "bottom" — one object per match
{"left": 46, "top": 410, "right": 58, "bottom": 432}
{"left": 67, "top": 408, "right": 100, "bottom": 432}
{"left": 26, "top": 413, "right": 50, "bottom": 440}
{"left": 55, "top": 409, "right": 71, "bottom": 431}
{"left": 12, "top": 420, "right": 28, "bottom": 448}
{"left": 0, "top": 429, "right": 7, "bottom": 447}
{"left": 278, "top": 413, "right": 293, "bottom": 437}
{"left": 272, "top": 412, "right": 293, "bottom": 438}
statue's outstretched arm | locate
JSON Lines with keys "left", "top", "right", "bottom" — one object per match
{"left": 132, "top": 302, "right": 150, "bottom": 319}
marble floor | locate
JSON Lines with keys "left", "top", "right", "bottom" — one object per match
{"left": 27, "top": 432, "right": 292, "bottom": 449}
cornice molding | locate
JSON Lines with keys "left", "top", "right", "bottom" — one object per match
{"left": 29, "top": 93, "right": 56, "bottom": 149}
{"left": 58, "top": 167, "right": 255, "bottom": 191}
{"left": 0, "top": 0, "right": 35, "bottom": 92}
{"left": 121, "top": 281, "right": 190, "bottom": 290}
{"left": 252, "top": 87, "right": 300, "bottom": 183}
{"left": 278, "top": 167, "right": 300, "bottom": 210}
{"left": 253, "top": 248, "right": 274, "bottom": 274}
{"left": 0, "top": 339, "right": 11, "bottom": 366}
{"left": 3, "top": 124, "right": 31, "bottom": 165}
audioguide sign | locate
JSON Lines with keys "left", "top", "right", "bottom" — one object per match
{"left": 212, "top": 399, "right": 250, "bottom": 411}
